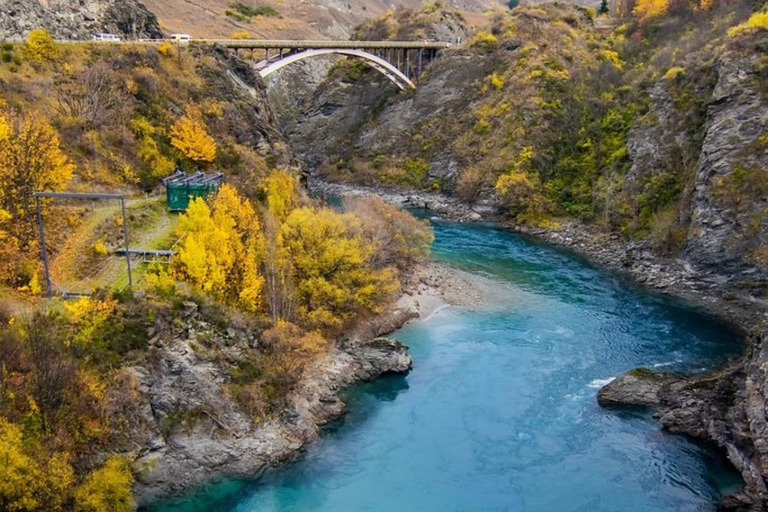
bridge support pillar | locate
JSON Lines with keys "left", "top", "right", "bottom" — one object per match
{"left": 417, "top": 49, "right": 423, "bottom": 83}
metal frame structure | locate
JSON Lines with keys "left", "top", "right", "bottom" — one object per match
{"left": 34, "top": 192, "right": 132, "bottom": 298}
{"left": 162, "top": 170, "right": 224, "bottom": 211}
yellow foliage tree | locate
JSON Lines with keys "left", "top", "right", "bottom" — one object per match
{"left": 0, "top": 418, "right": 75, "bottom": 512}
{"left": 262, "top": 169, "right": 299, "bottom": 221}
{"left": 0, "top": 110, "right": 74, "bottom": 251}
{"left": 175, "top": 185, "right": 265, "bottom": 311}
{"left": 0, "top": 418, "right": 42, "bottom": 512}
{"left": 65, "top": 297, "right": 119, "bottom": 349}
{"left": 495, "top": 147, "right": 549, "bottom": 223}
{"left": 280, "top": 207, "right": 398, "bottom": 330}
{"left": 74, "top": 456, "right": 134, "bottom": 512}
{"left": 132, "top": 116, "right": 175, "bottom": 180}
{"left": 633, "top": 0, "right": 670, "bottom": 21}
{"left": 470, "top": 31, "right": 499, "bottom": 52}
{"left": 169, "top": 109, "right": 217, "bottom": 163}
{"left": 24, "top": 29, "right": 58, "bottom": 62}
{"left": 728, "top": 11, "right": 768, "bottom": 37}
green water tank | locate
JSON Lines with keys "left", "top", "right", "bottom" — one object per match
{"left": 163, "top": 170, "right": 224, "bottom": 211}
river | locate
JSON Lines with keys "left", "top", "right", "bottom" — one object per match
{"left": 148, "top": 217, "right": 744, "bottom": 512}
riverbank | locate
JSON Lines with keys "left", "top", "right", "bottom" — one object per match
{"left": 133, "top": 260, "right": 483, "bottom": 507}
{"left": 311, "top": 179, "right": 765, "bottom": 331}
{"left": 310, "top": 178, "right": 768, "bottom": 511}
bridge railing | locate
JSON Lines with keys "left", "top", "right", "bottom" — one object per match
{"left": 190, "top": 39, "right": 453, "bottom": 50}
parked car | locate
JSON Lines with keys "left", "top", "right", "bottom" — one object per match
{"left": 93, "top": 33, "right": 121, "bottom": 42}
{"left": 170, "top": 34, "right": 192, "bottom": 43}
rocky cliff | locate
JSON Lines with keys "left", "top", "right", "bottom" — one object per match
{"left": 129, "top": 300, "right": 414, "bottom": 504}
{"left": 0, "top": 0, "right": 163, "bottom": 40}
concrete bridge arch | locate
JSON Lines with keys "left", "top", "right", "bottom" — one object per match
{"left": 258, "top": 48, "right": 417, "bottom": 90}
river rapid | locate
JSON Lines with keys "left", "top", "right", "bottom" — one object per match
{"left": 149, "top": 217, "right": 744, "bottom": 512}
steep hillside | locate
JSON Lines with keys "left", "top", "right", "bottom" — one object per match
{"left": 136, "top": 0, "right": 503, "bottom": 39}
{"left": 285, "top": 1, "right": 766, "bottom": 278}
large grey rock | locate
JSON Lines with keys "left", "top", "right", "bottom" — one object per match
{"left": 0, "top": 0, "right": 163, "bottom": 40}
{"left": 597, "top": 369, "right": 679, "bottom": 408}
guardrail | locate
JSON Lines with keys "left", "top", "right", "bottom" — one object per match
{"left": 191, "top": 39, "right": 453, "bottom": 50}
{"left": 53, "top": 38, "right": 454, "bottom": 49}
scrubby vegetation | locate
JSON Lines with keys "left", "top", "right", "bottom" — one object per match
{"left": 0, "top": 31, "right": 287, "bottom": 293}
{"left": 225, "top": 2, "right": 280, "bottom": 22}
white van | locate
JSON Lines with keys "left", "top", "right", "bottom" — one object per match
{"left": 93, "top": 33, "right": 121, "bottom": 42}
{"left": 171, "top": 34, "right": 192, "bottom": 44}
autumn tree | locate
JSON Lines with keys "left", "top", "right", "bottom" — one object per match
{"left": 169, "top": 108, "right": 217, "bottom": 164}
{"left": 0, "top": 209, "right": 18, "bottom": 283}
{"left": 51, "top": 63, "right": 128, "bottom": 128}
{"left": 280, "top": 207, "right": 398, "bottom": 331}
{"left": 24, "top": 29, "right": 58, "bottom": 62}
{"left": 175, "top": 185, "right": 265, "bottom": 311}
{"left": 344, "top": 196, "right": 433, "bottom": 272}
{"left": 132, "top": 116, "right": 175, "bottom": 183}
{"left": 0, "top": 418, "right": 42, "bottom": 512}
{"left": 25, "top": 312, "right": 76, "bottom": 434}
{"left": 262, "top": 169, "right": 300, "bottom": 221}
{"left": 0, "top": 110, "right": 73, "bottom": 276}
{"left": 633, "top": 0, "right": 670, "bottom": 20}
{"left": 260, "top": 321, "right": 328, "bottom": 393}
{"left": 495, "top": 147, "right": 549, "bottom": 223}
{"left": 262, "top": 212, "right": 295, "bottom": 324}
{"left": 74, "top": 456, "right": 134, "bottom": 512}
{"left": 0, "top": 418, "right": 75, "bottom": 512}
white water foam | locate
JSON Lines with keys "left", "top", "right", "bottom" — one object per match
{"left": 588, "top": 377, "right": 617, "bottom": 389}
{"left": 652, "top": 361, "right": 682, "bottom": 368}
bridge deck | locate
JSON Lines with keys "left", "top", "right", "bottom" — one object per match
{"left": 191, "top": 39, "right": 452, "bottom": 50}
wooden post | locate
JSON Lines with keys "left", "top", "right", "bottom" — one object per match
{"left": 35, "top": 196, "right": 52, "bottom": 298}
{"left": 120, "top": 197, "right": 133, "bottom": 289}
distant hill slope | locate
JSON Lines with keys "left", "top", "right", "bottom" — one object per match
{"left": 0, "top": 0, "right": 598, "bottom": 41}
{"left": 139, "top": 0, "right": 505, "bottom": 39}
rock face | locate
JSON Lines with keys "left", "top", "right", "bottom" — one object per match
{"left": 684, "top": 51, "right": 768, "bottom": 274}
{"left": 0, "top": 0, "right": 163, "bottom": 41}
{"left": 129, "top": 301, "right": 413, "bottom": 505}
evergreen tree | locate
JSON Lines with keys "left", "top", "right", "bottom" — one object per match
{"left": 599, "top": 0, "right": 610, "bottom": 15}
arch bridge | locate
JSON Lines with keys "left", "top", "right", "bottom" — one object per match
{"left": 193, "top": 40, "right": 453, "bottom": 90}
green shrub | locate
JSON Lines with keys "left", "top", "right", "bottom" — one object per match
{"left": 227, "top": 2, "right": 280, "bottom": 20}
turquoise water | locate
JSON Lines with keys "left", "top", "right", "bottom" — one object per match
{"left": 148, "top": 219, "right": 743, "bottom": 512}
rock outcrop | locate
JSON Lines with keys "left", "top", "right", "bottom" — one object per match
{"left": 598, "top": 334, "right": 768, "bottom": 511}
{"left": 129, "top": 300, "right": 413, "bottom": 505}
{"left": 0, "top": 0, "right": 163, "bottom": 41}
